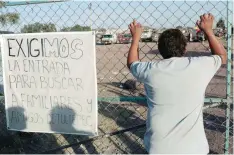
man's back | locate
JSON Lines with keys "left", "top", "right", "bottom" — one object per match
{"left": 127, "top": 14, "right": 226, "bottom": 154}
{"left": 130, "top": 55, "right": 221, "bottom": 154}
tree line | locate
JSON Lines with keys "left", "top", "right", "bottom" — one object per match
{"left": 8, "top": 19, "right": 226, "bottom": 33}
{"left": 20, "top": 22, "right": 91, "bottom": 33}
{"left": 0, "top": 1, "right": 90, "bottom": 33}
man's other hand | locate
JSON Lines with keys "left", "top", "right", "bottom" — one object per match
{"left": 128, "top": 20, "right": 143, "bottom": 42}
{"left": 196, "top": 13, "right": 214, "bottom": 35}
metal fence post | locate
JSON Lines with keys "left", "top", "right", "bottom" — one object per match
{"left": 224, "top": 0, "right": 233, "bottom": 154}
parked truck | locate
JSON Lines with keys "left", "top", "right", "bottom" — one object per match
{"left": 117, "top": 33, "right": 132, "bottom": 44}
{"left": 141, "top": 29, "right": 153, "bottom": 42}
{"left": 101, "top": 34, "right": 117, "bottom": 45}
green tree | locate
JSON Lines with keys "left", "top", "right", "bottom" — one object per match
{"left": 216, "top": 18, "right": 225, "bottom": 30}
{"left": 61, "top": 24, "right": 91, "bottom": 32}
{"left": 21, "top": 22, "right": 57, "bottom": 33}
{"left": 0, "top": 2, "right": 19, "bottom": 25}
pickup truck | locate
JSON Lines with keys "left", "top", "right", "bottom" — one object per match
{"left": 117, "top": 33, "right": 132, "bottom": 44}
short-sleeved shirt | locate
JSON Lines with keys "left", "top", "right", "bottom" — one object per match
{"left": 130, "top": 55, "right": 222, "bottom": 154}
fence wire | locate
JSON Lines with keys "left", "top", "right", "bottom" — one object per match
{"left": 0, "top": 1, "right": 233, "bottom": 154}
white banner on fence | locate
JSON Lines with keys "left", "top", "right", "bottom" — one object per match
{"left": 1, "top": 32, "right": 98, "bottom": 136}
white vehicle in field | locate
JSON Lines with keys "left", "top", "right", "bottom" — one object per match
{"left": 101, "top": 34, "right": 117, "bottom": 45}
{"left": 188, "top": 29, "right": 206, "bottom": 42}
{"left": 96, "top": 33, "right": 103, "bottom": 44}
{"left": 141, "top": 29, "right": 153, "bottom": 42}
{"left": 151, "top": 30, "right": 160, "bottom": 43}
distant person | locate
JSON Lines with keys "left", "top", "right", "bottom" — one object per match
{"left": 127, "top": 13, "right": 226, "bottom": 154}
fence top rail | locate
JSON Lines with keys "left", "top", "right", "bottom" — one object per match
{"left": 3, "top": 0, "right": 67, "bottom": 6}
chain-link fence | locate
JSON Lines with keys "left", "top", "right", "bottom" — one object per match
{"left": 0, "top": 0, "right": 233, "bottom": 154}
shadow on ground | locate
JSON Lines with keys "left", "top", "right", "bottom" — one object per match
{"left": 48, "top": 106, "right": 98, "bottom": 154}
{"left": 98, "top": 101, "right": 147, "bottom": 153}
{"left": 0, "top": 102, "right": 64, "bottom": 154}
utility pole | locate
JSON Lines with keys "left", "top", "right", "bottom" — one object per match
{"left": 88, "top": 3, "right": 92, "bottom": 30}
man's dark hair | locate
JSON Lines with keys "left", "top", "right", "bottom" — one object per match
{"left": 158, "top": 29, "right": 187, "bottom": 59}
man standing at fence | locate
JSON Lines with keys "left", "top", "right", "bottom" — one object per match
{"left": 127, "top": 13, "right": 227, "bottom": 154}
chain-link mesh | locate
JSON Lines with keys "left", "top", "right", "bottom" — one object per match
{"left": 0, "top": 1, "right": 233, "bottom": 154}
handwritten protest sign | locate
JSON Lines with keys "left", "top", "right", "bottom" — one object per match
{"left": 1, "top": 32, "right": 98, "bottom": 136}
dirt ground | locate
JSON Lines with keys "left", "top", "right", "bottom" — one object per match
{"left": 96, "top": 41, "right": 228, "bottom": 98}
{"left": 0, "top": 40, "right": 233, "bottom": 154}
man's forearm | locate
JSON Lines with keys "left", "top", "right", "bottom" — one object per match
{"left": 205, "top": 31, "right": 227, "bottom": 64}
{"left": 127, "top": 40, "right": 139, "bottom": 68}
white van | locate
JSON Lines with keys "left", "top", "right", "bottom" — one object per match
{"left": 101, "top": 34, "right": 117, "bottom": 45}
{"left": 141, "top": 29, "right": 153, "bottom": 42}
